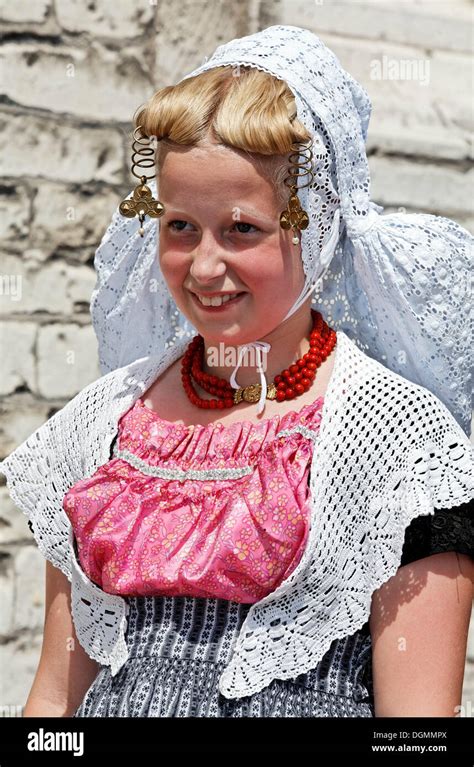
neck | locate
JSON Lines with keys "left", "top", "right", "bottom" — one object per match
{"left": 197, "top": 304, "right": 314, "bottom": 390}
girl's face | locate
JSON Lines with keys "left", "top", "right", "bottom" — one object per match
{"left": 157, "top": 142, "right": 306, "bottom": 345}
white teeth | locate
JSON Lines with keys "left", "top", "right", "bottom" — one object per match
{"left": 196, "top": 292, "right": 241, "bottom": 307}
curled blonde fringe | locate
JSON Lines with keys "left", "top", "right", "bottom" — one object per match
{"left": 133, "top": 65, "right": 313, "bottom": 204}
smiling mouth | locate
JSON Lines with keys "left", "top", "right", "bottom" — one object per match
{"left": 190, "top": 291, "right": 246, "bottom": 308}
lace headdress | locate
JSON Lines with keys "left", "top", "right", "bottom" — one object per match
{"left": 90, "top": 24, "right": 472, "bottom": 436}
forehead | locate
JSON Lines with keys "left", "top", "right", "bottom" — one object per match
{"left": 158, "top": 143, "right": 282, "bottom": 205}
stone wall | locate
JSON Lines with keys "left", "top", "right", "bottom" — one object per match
{"left": 0, "top": 0, "right": 472, "bottom": 716}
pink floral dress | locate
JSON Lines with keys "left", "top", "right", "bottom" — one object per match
{"left": 63, "top": 395, "right": 325, "bottom": 603}
{"left": 68, "top": 394, "right": 377, "bottom": 718}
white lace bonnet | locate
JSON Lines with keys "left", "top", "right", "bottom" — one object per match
{"left": 90, "top": 24, "right": 472, "bottom": 435}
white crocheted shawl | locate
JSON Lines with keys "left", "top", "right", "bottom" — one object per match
{"left": 0, "top": 330, "right": 472, "bottom": 699}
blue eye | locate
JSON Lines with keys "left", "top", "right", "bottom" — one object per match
{"left": 233, "top": 222, "right": 258, "bottom": 234}
{"left": 167, "top": 220, "right": 189, "bottom": 231}
{"left": 166, "top": 220, "right": 259, "bottom": 234}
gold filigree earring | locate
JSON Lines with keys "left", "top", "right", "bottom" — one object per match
{"left": 279, "top": 140, "right": 314, "bottom": 244}
{"left": 119, "top": 126, "right": 165, "bottom": 236}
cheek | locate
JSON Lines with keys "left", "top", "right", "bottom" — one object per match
{"left": 158, "top": 242, "right": 188, "bottom": 284}
{"left": 246, "top": 241, "right": 294, "bottom": 284}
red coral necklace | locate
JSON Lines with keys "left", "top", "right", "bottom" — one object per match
{"left": 181, "top": 308, "right": 336, "bottom": 410}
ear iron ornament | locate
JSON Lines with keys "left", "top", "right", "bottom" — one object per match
{"left": 279, "top": 140, "right": 314, "bottom": 244}
{"left": 119, "top": 130, "right": 314, "bottom": 241}
{"left": 119, "top": 126, "right": 165, "bottom": 236}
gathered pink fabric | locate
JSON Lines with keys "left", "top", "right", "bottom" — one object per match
{"left": 63, "top": 395, "right": 325, "bottom": 603}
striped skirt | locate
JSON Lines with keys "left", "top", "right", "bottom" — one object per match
{"left": 73, "top": 595, "right": 374, "bottom": 717}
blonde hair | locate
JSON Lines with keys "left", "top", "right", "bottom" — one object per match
{"left": 133, "top": 65, "right": 313, "bottom": 205}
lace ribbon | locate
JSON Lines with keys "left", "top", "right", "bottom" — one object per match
{"left": 229, "top": 341, "right": 271, "bottom": 415}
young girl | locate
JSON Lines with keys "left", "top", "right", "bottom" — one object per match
{"left": 1, "top": 25, "right": 472, "bottom": 718}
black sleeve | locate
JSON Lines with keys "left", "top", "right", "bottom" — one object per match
{"left": 399, "top": 499, "right": 473, "bottom": 567}
{"left": 109, "top": 433, "right": 119, "bottom": 460}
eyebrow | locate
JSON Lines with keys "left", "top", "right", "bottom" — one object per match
{"left": 237, "top": 208, "right": 276, "bottom": 226}
{"left": 160, "top": 204, "right": 276, "bottom": 227}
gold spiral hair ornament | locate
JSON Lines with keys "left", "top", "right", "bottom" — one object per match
{"left": 119, "top": 126, "right": 165, "bottom": 237}
{"left": 279, "top": 139, "right": 315, "bottom": 244}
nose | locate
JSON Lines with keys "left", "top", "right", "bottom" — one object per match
{"left": 189, "top": 231, "right": 227, "bottom": 284}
